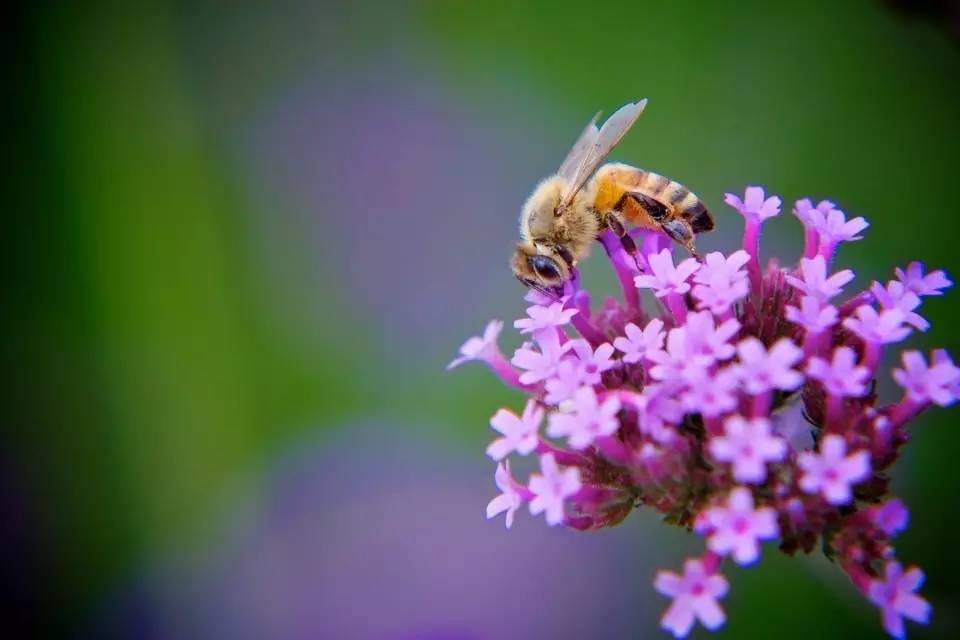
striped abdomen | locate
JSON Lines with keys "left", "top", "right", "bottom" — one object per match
{"left": 593, "top": 164, "right": 714, "bottom": 233}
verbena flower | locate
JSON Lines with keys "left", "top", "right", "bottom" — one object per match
{"left": 451, "top": 186, "right": 956, "bottom": 638}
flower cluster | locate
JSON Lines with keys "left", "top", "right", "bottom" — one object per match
{"left": 449, "top": 186, "right": 956, "bottom": 638}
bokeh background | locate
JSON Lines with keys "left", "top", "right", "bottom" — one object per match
{"left": 6, "top": 1, "right": 960, "bottom": 638}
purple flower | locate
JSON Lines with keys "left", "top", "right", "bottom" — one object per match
{"left": 785, "top": 256, "right": 855, "bottom": 302}
{"left": 809, "top": 207, "right": 869, "bottom": 246}
{"left": 486, "top": 461, "right": 527, "bottom": 529}
{"left": 843, "top": 306, "right": 912, "bottom": 345}
{"left": 867, "top": 562, "right": 931, "bottom": 639}
{"left": 514, "top": 299, "right": 578, "bottom": 336}
{"left": 447, "top": 320, "right": 503, "bottom": 370}
{"left": 892, "top": 350, "right": 960, "bottom": 407}
{"left": 528, "top": 454, "right": 581, "bottom": 525}
{"left": 634, "top": 249, "right": 700, "bottom": 298}
{"left": 613, "top": 318, "right": 665, "bottom": 364}
{"left": 724, "top": 186, "right": 782, "bottom": 221}
{"left": 654, "top": 559, "right": 729, "bottom": 638}
{"left": 871, "top": 281, "right": 929, "bottom": 331}
{"left": 695, "top": 487, "right": 779, "bottom": 565}
{"left": 733, "top": 337, "right": 804, "bottom": 394}
{"left": 486, "top": 400, "right": 543, "bottom": 460}
{"left": 871, "top": 499, "right": 909, "bottom": 537}
{"left": 785, "top": 296, "right": 839, "bottom": 333}
{"left": 691, "top": 250, "right": 751, "bottom": 315}
{"left": 564, "top": 339, "right": 617, "bottom": 386}
{"left": 686, "top": 312, "right": 740, "bottom": 362}
{"left": 798, "top": 435, "right": 871, "bottom": 505}
{"left": 547, "top": 387, "right": 621, "bottom": 449}
{"left": 511, "top": 334, "right": 567, "bottom": 385}
{"left": 895, "top": 262, "right": 951, "bottom": 297}
{"left": 632, "top": 383, "right": 685, "bottom": 443}
{"left": 682, "top": 369, "right": 739, "bottom": 418}
{"left": 793, "top": 198, "right": 837, "bottom": 224}
{"left": 806, "top": 346, "right": 871, "bottom": 398}
{"left": 708, "top": 416, "right": 786, "bottom": 483}
{"left": 543, "top": 359, "right": 584, "bottom": 406}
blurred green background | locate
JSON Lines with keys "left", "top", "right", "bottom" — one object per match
{"left": 5, "top": 0, "right": 960, "bottom": 637}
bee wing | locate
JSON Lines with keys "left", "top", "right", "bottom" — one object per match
{"left": 557, "top": 112, "right": 600, "bottom": 183}
{"left": 560, "top": 99, "right": 647, "bottom": 206}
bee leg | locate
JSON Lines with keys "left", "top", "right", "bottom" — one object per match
{"left": 603, "top": 214, "right": 643, "bottom": 269}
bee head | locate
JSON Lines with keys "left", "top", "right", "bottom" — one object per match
{"left": 510, "top": 242, "right": 571, "bottom": 297}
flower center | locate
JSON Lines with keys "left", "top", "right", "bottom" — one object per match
{"left": 733, "top": 517, "right": 751, "bottom": 534}
{"left": 690, "top": 581, "right": 705, "bottom": 596}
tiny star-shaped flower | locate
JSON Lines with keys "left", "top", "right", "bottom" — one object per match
{"left": 797, "top": 434, "right": 871, "bottom": 505}
{"left": 613, "top": 318, "right": 665, "bottom": 364}
{"left": 871, "top": 499, "right": 909, "bottom": 537}
{"left": 528, "top": 453, "right": 582, "bottom": 525}
{"left": 843, "top": 305, "right": 912, "bottom": 345}
{"left": 654, "top": 559, "right": 729, "bottom": 638}
{"left": 724, "top": 186, "right": 782, "bottom": 221}
{"left": 806, "top": 346, "right": 871, "bottom": 398}
{"left": 732, "top": 337, "right": 804, "bottom": 395}
{"left": 895, "top": 262, "right": 951, "bottom": 297}
{"left": 871, "top": 280, "right": 928, "bottom": 331}
{"left": 785, "top": 255, "right": 855, "bottom": 302}
{"left": 486, "top": 461, "right": 526, "bottom": 529}
{"left": 547, "top": 386, "right": 621, "bottom": 449}
{"left": 447, "top": 320, "right": 503, "bottom": 370}
{"left": 486, "top": 399, "right": 543, "bottom": 460}
{"left": 634, "top": 248, "right": 700, "bottom": 298}
{"left": 694, "top": 487, "right": 779, "bottom": 565}
{"left": 785, "top": 296, "right": 839, "bottom": 333}
{"left": 709, "top": 415, "right": 786, "bottom": 483}
{"left": 513, "top": 299, "right": 578, "bottom": 336}
{"left": 809, "top": 207, "right": 869, "bottom": 246}
{"left": 893, "top": 350, "right": 960, "bottom": 407}
{"left": 867, "top": 562, "right": 931, "bottom": 639}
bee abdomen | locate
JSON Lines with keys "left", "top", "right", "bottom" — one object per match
{"left": 637, "top": 169, "right": 714, "bottom": 233}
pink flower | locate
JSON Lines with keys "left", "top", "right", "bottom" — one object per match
{"left": 682, "top": 369, "right": 739, "bottom": 418}
{"left": 691, "top": 250, "right": 751, "bottom": 315}
{"left": 511, "top": 334, "right": 567, "bottom": 384}
{"left": 647, "top": 328, "right": 700, "bottom": 382}
{"left": 684, "top": 312, "right": 740, "bottom": 363}
{"left": 613, "top": 318, "right": 665, "bottom": 364}
{"left": 785, "top": 256, "right": 855, "bottom": 302}
{"left": 654, "top": 559, "right": 729, "bottom": 638}
{"left": 871, "top": 280, "right": 929, "bottom": 331}
{"left": 634, "top": 248, "right": 700, "bottom": 298}
{"left": 543, "top": 359, "right": 584, "bottom": 406}
{"left": 798, "top": 435, "right": 871, "bottom": 505}
{"left": 632, "top": 384, "right": 685, "bottom": 443}
{"left": 486, "top": 461, "right": 526, "bottom": 529}
{"left": 732, "top": 337, "right": 804, "bottom": 394}
{"left": 724, "top": 186, "right": 782, "bottom": 221}
{"left": 447, "top": 320, "right": 503, "bottom": 370}
{"left": 806, "top": 346, "right": 871, "bottom": 398}
{"left": 513, "top": 299, "right": 578, "bottom": 336}
{"left": 785, "top": 296, "right": 839, "bottom": 332}
{"left": 528, "top": 453, "right": 582, "bottom": 525}
{"left": 486, "top": 400, "right": 543, "bottom": 460}
{"left": 709, "top": 416, "right": 787, "bottom": 483}
{"left": 695, "top": 487, "right": 779, "bottom": 565}
{"left": 793, "top": 198, "right": 837, "bottom": 224}
{"left": 895, "top": 262, "right": 951, "bottom": 297}
{"left": 867, "top": 562, "right": 931, "bottom": 639}
{"left": 547, "top": 386, "right": 621, "bottom": 449}
{"left": 871, "top": 499, "right": 909, "bottom": 537}
{"left": 843, "top": 306, "right": 912, "bottom": 345}
{"left": 564, "top": 339, "right": 616, "bottom": 385}
{"left": 892, "top": 350, "right": 960, "bottom": 407}
{"left": 809, "top": 207, "right": 869, "bottom": 246}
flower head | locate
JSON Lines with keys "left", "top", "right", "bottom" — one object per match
{"left": 634, "top": 249, "right": 700, "bottom": 298}
{"left": 785, "top": 256, "right": 855, "bottom": 302}
{"left": 810, "top": 207, "right": 869, "bottom": 246}
{"left": 733, "top": 337, "right": 804, "bottom": 394}
{"left": 486, "top": 461, "right": 526, "bottom": 529}
{"left": 692, "top": 250, "right": 751, "bottom": 315}
{"left": 893, "top": 350, "right": 960, "bottom": 407}
{"left": 511, "top": 333, "right": 567, "bottom": 385}
{"left": 871, "top": 499, "right": 909, "bottom": 537}
{"left": 709, "top": 416, "right": 786, "bottom": 483}
{"left": 528, "top": 454, "right": 582, "bottom": 526}
{"left": 724, "top": 186, "right": 781, "bottom": 221}
{"left": 793, "top": 198, "right": 837, "bottom": 224}
{"left": 871, "top": 280, "right": 928, "bottom": 331}
{"left": 806, "top": 346, "right": 871, "bottom": 398}
{"left": 547, "top": 386, "right": 621, "bottom": 449}
{"left": 486, "top": 400, "right": 543, "bottom": 460}
{"left": 695, "top": 487, "right": 779, "bottom": 565}
{"left": 867, "top": 563, "right": 931, "bottom": 639}
{"left": 798, "top": 435, "right": 871, "bottom": 505}
{"left": 613, "top": 318, "right": 665, "bottom": 364}
{"left": 843, "top": 306, "right": 912, "bottom": 345}
{"left": 654, "top": 559, "right": 729, "bottom": 638}
{"left": 447, "top": 320, "right": 503, "bottom": 370}
{"left": 513, "top": 299, "right": 577, "bottom": 337}
{"left": 895, "top": 262, "right": 951, "bottom": 297}
{"left": 785, "top": 296, "right": 838, "bottom": 333}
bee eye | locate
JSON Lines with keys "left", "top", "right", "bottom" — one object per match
{"left": 529, "top": 256, "right": 561, "bottom": 282}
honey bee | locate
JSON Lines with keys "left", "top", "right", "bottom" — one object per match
{"left": 511, "top": 99, "right": 714, "bottom": 295}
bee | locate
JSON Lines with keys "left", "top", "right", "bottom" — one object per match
{"left": 511, "top": 99, "right": 714, "bottom": 295}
